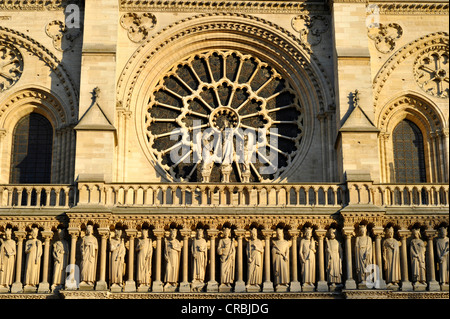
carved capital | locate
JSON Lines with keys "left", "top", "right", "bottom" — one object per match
{"left": 180, "top": 228, "right": 192, "bottom": 238}
{"left": 152, "top": 229, "right": 165, "bottom": 238}
{"left": 41, "top": 230, "right": 54, "bottom": 240}
{"left": 425, "top": 229, "right": 437, "bottom": 240}
{"left": 234, "top": 229, "right": 246, "bottom": 238}
{"left": 314, "top": 228, "right": 327, "bottom": 239}
{"left": 125, "top": 228, "right": 138, "bottom": 238}
{"left": 398, "top": 229, "right": 411, "bottom": 239}
{"left": 207, "top": 229, "right": 220, "bottom": 238}
{"left": 342, "top": 227, "right": 355, "bottom": 238}
{"left": 97, "top": 228, "right": 110, "bottom": 238}
{"left": 262, "top": 229, "right": 274, "bottom": 238}
{"left": 13, "top": 230, "right": 27, "bottom": 240}
{"left": 288, "top": 229, "right": 300, "bottom": 238}
{"left": 67, "top": 227, "right": 80, "bottom": 238}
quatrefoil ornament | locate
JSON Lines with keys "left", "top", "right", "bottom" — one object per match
{"left": 292, "top": 15, "right": 329, "bottom": 46}
{"left": 120, "top": 13, "right": 157, "bottom": 43}
{"left": 367, "top": 23, "right": 403, "bottom": 54}
{"left": 45, "top": 20, "right": 81, "bottom": 52}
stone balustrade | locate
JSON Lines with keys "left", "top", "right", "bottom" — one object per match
{"left": 0, "top": 182, "right": 448, "bottom": 209}
{"left": 0, "top": 184, "right": 74, "bottom": 208}
{"left": 76, "top": 182, "right": 348, "bottom": 207}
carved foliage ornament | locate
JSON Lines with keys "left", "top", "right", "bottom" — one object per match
{"left": 291, "top": 15, "right": 329, "bottom": 46}
{"left": 0, "top": 42, "right": 23, "bottom": 92}
{"left": 45, "top": 20, "right": 81, "bottom": 52}
{"left": 413, "top": 46, "right": 449, "bottom": 99}
{"left": 367, "top": 23, "right": 403, "bottom": 54}
{"left": 120, "top": 13, "right": 157, "bottom": 43}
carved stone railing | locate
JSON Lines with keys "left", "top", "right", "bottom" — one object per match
{"left": 76, "top": 182, "right": 348, "bottom": 208}
{"left": 347, "top": 182, "right": 449, "bottom": 207}
{"left": 0, "top": 184, "right": 74, "bottom": 208}
{"left": 0, "top": 182, "right": 448, "bottom": 209}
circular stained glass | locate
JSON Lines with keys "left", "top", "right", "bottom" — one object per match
{"left": 145, "top": 50, "right": 304, "bottom": 182}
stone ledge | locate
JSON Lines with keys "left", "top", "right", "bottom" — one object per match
{"left": 17, "top": 290, "right": 443, "bottom": 300}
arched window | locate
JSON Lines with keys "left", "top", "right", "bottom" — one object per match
{"left": 392, "top": 119, "right": 426, "bottom": 183}
{"left": 10, "top": 113, "right": 53, "bottom": 184}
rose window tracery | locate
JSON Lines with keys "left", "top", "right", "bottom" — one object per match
{"left": 145, "top": 50, "right": 304, "bottom": 183}
{"left": 413, "top": 47, "right": 449, "bottom": 98}
{"left": 0, "top": 42, "right": 23, "bottom": 92}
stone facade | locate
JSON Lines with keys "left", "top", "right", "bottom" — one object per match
{"left": 0, "top": 0, "right": 448, "bottom": 299}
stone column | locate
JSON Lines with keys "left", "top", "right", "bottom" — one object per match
{"left": 425, "top": 229, "right": 440, "bottom": 291}
{"left": 398, "top": 229, "right": 413, "bottom": 291}
{"left": 152, "top": 229, "right": 164, "bottom": 292}
{"left": 11, "top": 230, "right": 26, "bottom": 293}
{"left": 342, "top": 228, "right": 356, "bottom": 289}
{"left": 315, "top": 228, "right": 329, "bottom": 292}
{"left": 96, "top": 228, "right": 109, "bottom": 291}
{"left": 124, "top": 228, "right": 137, "bottom": 292}
{"left": 234, "top": 229, "right": 246, "bottom": 292}
{"left": 372, "top": 228, "right": 387, "bottom": 289}
{"left": 179, "top": 228, "right": 191, "bottom": 292}
{"left": 262, "top": 229, "right": 274, "bottom": 292}
{"left": 207, "top": 228, "right": 219, "bottom": 292}
{"left": 65, "top": 227, "right": 79, "bottom": 290}
{"left": 38, "top": 230, "right": 54, "bottom": 293}
{"left": 288, "top": 229, "right": 301, "bottom": 292}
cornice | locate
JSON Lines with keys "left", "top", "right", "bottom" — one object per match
{"left": 0, "top": 0, "right": 83, "bottom": 11}
{"left": 119, "top": 0, "right": 329, "bottom": 14}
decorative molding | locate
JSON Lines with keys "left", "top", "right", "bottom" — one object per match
{"left": 373, "top": 32, "right": 449, "bottom": 107}
{"left": 120, "top": 13, "right": 157, "bottom": 43}
{"left": 0, "top": 26, "right": 79, "bottom": 121}
{"left": 378, "top": 95, "right": 444, "bottom": 133}
{"left": 45, "top": 20, "right": 81, "bottom": 52}
{"left": 0, "top": 88, "right": 68, "bottom": 126}
{"left": 119, "top": 1, "right": 328, "bottom": 14}
{"left": 374, "top": 2, "right": 450, "bottom": 15}
{"left": 291, "top": 14, "right": 330, "bottom": 46}
{"left": 117, "top": 12, "right": 335, "bottom": 114}
{"left": 0, "top": 41, "right": 23, "bottom": 92}
{"left": 367, "top": 23, "right": 403, "bottom": 54}
{"left": 0, "top": 0, "right": 82, "bottom": 11}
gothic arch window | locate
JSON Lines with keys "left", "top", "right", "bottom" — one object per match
{"left": 392, "top": 119, "right": 427, "bottom": 183}
{"left": 10, "top": 113, "right": 53, "bottom": 184}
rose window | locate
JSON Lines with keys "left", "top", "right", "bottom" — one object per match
{"left": 414, "top": 48, "right": 449, "bottom": 99}
{"left": 0, "top": 42, "right": 23, "bottom": 92}
{"left": 145, "top": 50, "right": 304, "bottom": 182}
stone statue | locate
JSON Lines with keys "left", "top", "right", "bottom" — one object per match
{"left": 201, "top": 130, "right": 215, "bottom": 183}
{"left": 136, "top": 229, "right": 153, "bottom": 289}
{"left": 299, "top": 226, "right": 317, "bottom": 289}
{"left": 24, "top": 227, "right": 43, "bottom": 288}
{"left": 164, "top": 228, "right": 181, "bottom": 291}
{"left": 109, "top": 229, "right": 126, "bottom": 289}
{"left": 325, "top": 228, "right": 343, "bottom": 289}
{"left": 0, "top": 228, "right": 16, "bottom": 290}
{"left": 80, "top": 225, "right": 98, "bottom": 287}
{"left": 191, "top": 228, "right": 208, "bottom": 291}
{"left": 436, "top": 226, "right": 449, "bottom": 286}
{"left": 217, "top": 226, "right": 236, "bottom": 289}
{"left": 355, "top": 224, "right": 372, "bottom": 285}
{"left": 220, "top": 119, "right": 234, "bottom": 183}
{"left": 382, "top": 227, "right": 401, "bottom": 288}
{"left": 246, "top": 227, "right": 264, "bottom": 291}
{"left": 51, "top": 228, "right": 69, "bottom": 292}
{"left": 410, "top": 228, "right": 426, "bottom": 289}
{"left": 272, "top": 227, "right": 291, "bottom": 290}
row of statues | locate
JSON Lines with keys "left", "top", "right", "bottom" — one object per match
{"left": 0, "top": 224, "right": 448, "bottom": 293}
